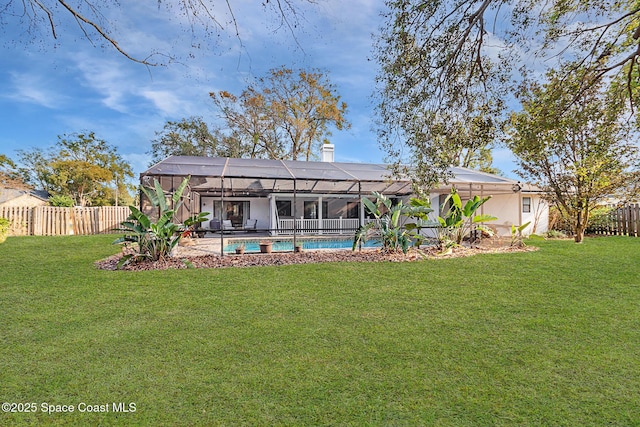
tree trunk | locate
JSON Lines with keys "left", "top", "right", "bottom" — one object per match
{"left": 574, "top": 216, "right": 586, "bottom": 243}
{"left": 574, "top": 205, "right": 589, "bottom": 243}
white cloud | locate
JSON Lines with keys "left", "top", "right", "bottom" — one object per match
{"left": 140, "top": 90, "right": 188, "bottom": 117}
{"left": 74, "top": 56, "right": 132, "bottom": 112}
{"left": 5, "top": 71, "right": 64, "bottom": 109}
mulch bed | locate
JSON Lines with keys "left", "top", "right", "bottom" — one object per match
{"left": 95, "top": 245, "right": 538, "bottom": 271}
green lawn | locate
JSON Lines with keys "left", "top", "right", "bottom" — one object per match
{"left": 1, "top": 235, "right": 639, "bottom": 426}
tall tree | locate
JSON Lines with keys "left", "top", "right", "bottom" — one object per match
{"left": 17, "top": 132, "right": 134, "bottom": 206}
{"left": 210, "top": 66, "right": 350, "bottom": 161}
{"left": 1, "top": 1, "right": 317, "bottom": 65}
{"left": 0, "top": 154, "right": 29, "bottom": 190}
{"left": 375, "top": 0, "right": 640, "bottom": 187}
{"left": 508, "top": 67, "right": 639, "bottom": 243}
{"left": 148, "top": 117, "right": 250, "bottom": 165}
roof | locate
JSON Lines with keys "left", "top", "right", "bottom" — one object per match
{"left": 0, "top": 188, "right": 49, "bottom": 204}
{"left": 142, "top": 156, "right": 523, "bottom": 196}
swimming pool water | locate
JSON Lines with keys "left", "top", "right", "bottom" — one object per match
{"left": 224, "top": 238, "right": 381, "bottom": 253}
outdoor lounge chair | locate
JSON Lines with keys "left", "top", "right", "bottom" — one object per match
{"left": 222, "top": 220, "right": 235, "bottom": 231}
{"left": 244, "top": 219, "right": 258, "bottom": 232}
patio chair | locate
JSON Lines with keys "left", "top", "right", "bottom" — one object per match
{"left": 222, "top": 220, "right": 235, "bottom": 231}
{"left": 244, "top": 219, "right": 258, "bottom": 232}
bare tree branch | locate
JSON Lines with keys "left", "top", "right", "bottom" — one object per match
{"left": 2, "top": 0, "right": 318, "bottom": 66}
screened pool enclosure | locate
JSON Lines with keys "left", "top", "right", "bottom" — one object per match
{"left": 140, "top": 156, "right": 414, "bottom": 237}
{"left": 140, "top": 154, "right": 543, "bottom": 253}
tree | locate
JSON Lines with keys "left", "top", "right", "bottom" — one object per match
{"left": 210, "top": 66, "right": 350, "bottom": 161}
{"left": 2, "top": 1, "right": 317, "bottom": 66}
{"left": 377, "top": 0, "right": 640, "bottom": 109}
{"left": 17, "top": 132, "right": 134, "bottom": 206}
{"left": 0, "top": 154, "right": 29, "bottom": 189}
{"left": 508, "top": 67, "right": 639, "bottom": 243}
{"left": 374, "top": 0, "right": 640, "bottom": 187}
{"left": 148, "top": 117, "right": 250, "bottom": 165}
{"left": 421, "top": 107, "right": 501, "bottom": 173}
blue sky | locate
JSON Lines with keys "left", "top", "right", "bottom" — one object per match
{"left": 0, "top": 0, "right": 518, "bottom": 181}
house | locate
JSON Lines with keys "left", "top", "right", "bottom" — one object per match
{"left": 0, "top": 188, "right": 49, "bottom": 208}
{"left": 140, "top": 145, "right": 548, "bottom": 238}
{"left": 432, "top": 175, "right": 549, "bottom": 237}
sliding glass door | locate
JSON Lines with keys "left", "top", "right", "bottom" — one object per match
{"left": 212, "top": 201, "right": 250, "bottom": 228}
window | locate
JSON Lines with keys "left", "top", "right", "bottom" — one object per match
{"left": 522, "top": 197, "right": 531, "bottom": 213}
{"left": 304, "top": 201, "right": 317, "bottom": 219}
{"left": 277, "top": 200, "right": 292, "bottom": 217}
{"left": 212, "top": 201, "right": 250, "bottom": 227}
{"left": 346, "top": 201, "right": 359, "bottom": 219}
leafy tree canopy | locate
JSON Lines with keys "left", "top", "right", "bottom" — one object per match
{"left": 375, "top": 0, "right": 640, "bottom": 188}
{"left": 148, "top": 117, "right": 250, "bottom": 166}
{"left": 17, "top": 132, "right": 134, "bottom": 206}
{"left": 209, "top": 67, "right": 350, "bottom": 161}
{"left": 149, "top": 66, "right": 349, "bottom": 162}
{"left": 507, "top": 66, "right": 640, "bottom": 242}
{"left": 149, "top": 67, "right": 349, "bottom": 163}
{"left": 0, "top": 153, "right": 29, "bottom": 189}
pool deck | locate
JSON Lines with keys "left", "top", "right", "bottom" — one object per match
{"left": 175, "top": 233, "right": 359, "bottom": 257}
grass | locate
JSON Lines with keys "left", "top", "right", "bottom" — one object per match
{"left": 1, "top": 235, "right": 639, "bottom": 426}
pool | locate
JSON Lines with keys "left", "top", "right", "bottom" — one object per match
{"left": 223, "top": 237, "right": 381, "bottom": 253}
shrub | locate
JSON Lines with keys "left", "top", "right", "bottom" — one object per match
{"left": 0, "top": 217, "right": 10, "bottom": 243}
{"left": 435, "top": 188, "right": 497, "bottom": 250}
{"left": 586, "top": 205, "right": 614, "bottom": 232}
{"left": 353, "top": 192, "right": 432, "bottom": 254}
{"left": 114, "top": 176, "right": 207, "bottom": 266}
{"left": 511, "top": 221, "right": 531, "bottom": 247}
{"left": 548, "top": 206, "right": 573, "bottom": 235}
{"left": 49, "top": 194, "right": 74, "bottom": 207}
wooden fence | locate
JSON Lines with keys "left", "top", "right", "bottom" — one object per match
{"left": 0, "top": 206, "right": 130, "bottom": 236}
{"left": 587, "top": 204, "right": 640, "bottom": 237}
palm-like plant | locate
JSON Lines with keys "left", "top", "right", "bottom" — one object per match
{"left": 437, "top": 188, "right": 497, "bottom": 248}
{"left": 114, "top": 177, "right": 204, "bottom": 266}
{"left": 403, "top": 197, "right": 435, "bottom": 248}
{"left": 353, "top": 192, "right": 432, "bottom": 254}
{"left": 511, "top": 221, "right": 531, "bottom": 247}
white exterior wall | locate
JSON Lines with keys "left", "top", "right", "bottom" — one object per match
{"left": 485, "top": 193, "right": 549, "bottom": 236}
{"left": 425, "top": 191, "right": 549, "bottom": 237}
{"left": 522, "top": 194, "right": 549, "bottom": 235}
{"left": 250, "top": 198, "right": 270, "bottom": 229}
{"left": 482, "top": 193, "right": 520, "bottom": 236}
{"left": 200, "top": 196, "right": 270, "bottom": 230}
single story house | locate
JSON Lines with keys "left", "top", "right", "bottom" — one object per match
{"left": 0, "top": 188, "right": 49, "bottom": 208}
{"left": 140, "top": 145, "right": 548, "bottom": 238}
